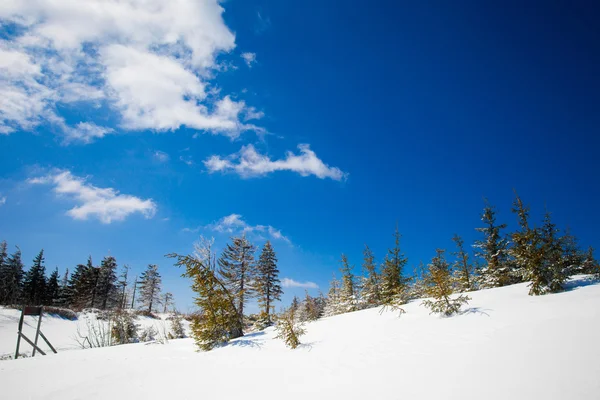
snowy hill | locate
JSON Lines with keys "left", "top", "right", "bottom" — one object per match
{"left": 1, "top": 277, "right": 599, "bottom": 400}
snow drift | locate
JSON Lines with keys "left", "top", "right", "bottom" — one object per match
{"left": 1, "top": 277, "right": 599, "bottom": 400}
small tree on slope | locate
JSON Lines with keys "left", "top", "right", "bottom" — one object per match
{"left": 169, "top": 251, "right": 243, "bottom": 351}
{"left": 452, "top": 235, "right": 476, "bottom": 292}
{"left": 338, "top": 254, "right": 358, "bottom": 313}
{"left": 360, "top": 244, "right": 381, "bottom": 308}
{"left": 275, "top": 306, "right": 306, "bottom": 349}
{"left": 474, "top": 201, "right": 513, "bottom": 288}
{"left": 422, "top": 249, "right": 470, "bottom": 316}
{"left": 380, "top": 227, "right": 409, "bottom": 305}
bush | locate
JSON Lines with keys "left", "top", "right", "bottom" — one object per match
{"left": 111, "top": 312, "right": 139, "bottom": 345}
{"left": 139, "top": 326, "right": 158, "bottom": 342}
{"left": 134, "top": 310, "right": 160, "bottom": 319}
{"left": 43, "top": 306, "right": 78, "bottom": 320}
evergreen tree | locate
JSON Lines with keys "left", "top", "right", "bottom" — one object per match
{"left": 359, "top": 245, "right": 381, "bottom": 307}
{"left": 580, "top": 247, "right": 599, "bottom": 276}
{"left": 66, "top": 261, "right": 96, "bottom": 309}
{"left": 338, "top": 254, "right": 357, "bottom": 312}
{"left": 56, "top": 268, "right": 69, "bottom": 306}
{"left": 540, "top": 212, "right": 569, "bottom": 293}
{"left": 255, "top": 241, "right": 283, "bottom": 324}
{"left": 323, "top": 274, "right": 342, "bottom": 317}
{"left": 422, "top": 249, "right": 470, "bottom": 316}
{"left": 275, "top": 306, "right": 305, "bottom": 349}
{"left": 510, "top": 193, "right": 542, "bottom": 293}
{"left": 0, "top": 241, "right": 10, "bottom": 304}
{"left": 408, "top": 261, "right": 427, "bottom": 300}
{"left": 0, "top": 247, "right": 25, "bottom": 305}
{"left": 218, "top": 235, "right": 256, "bottom": 319}
{"left": 138, "top": 264, "right": 162, "bottom": 313}
{"left": 474, "top": 201, "right": 512, "bottom": 287}
{"left": 117, "top": 264, "right": 130, "bottom": 310}
{"left": 162, "top": 292, "right": 174, "bottom": 313}
{"left": 169, "top": 252, "right": 243, "bottom": 351}
{"left": 380, "top": 227, "right": 409, "bottom": 304}
{"left": 97, "top": 256, "right": 118, "bottom": 310}
{"left": 22, "top": 249, "right": 47, "bottom": 305}
{"left": 45, "top": 268, "right": 60, "bottom": 305}
{"left": 452, "top": 235, "right": 476, "bottom": 292}
{"left": 290, "top": 295, "right": 300, "bottom": 313}
{"left": 298, "top": 290, "right": 321, "bottom": 322}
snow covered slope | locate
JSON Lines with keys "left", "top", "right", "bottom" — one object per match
{"left": 0, "top": 309, "right": 187, "bottom": 358}
{"left": 1, "top": 277, "right": 599, "bottom": 400}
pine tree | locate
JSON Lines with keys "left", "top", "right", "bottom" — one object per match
{"left": 338, "top": 254, "right": 357, "bottom": 313}
{"left": 580, "top": 247, "right": 599, "bottom": 276}
{"left": 510, "top": 193, "right": 543, "bottom": 294}
{"left": 275, "top": 306, "right": 306, "bottom": 349}
{"left": 0, "top": 241, "right": 10, "bottom": 304}
{"left": 540, "top": 212, "right": 569, "bottom": 293}
{"left": 97, "top": 256, "right": 118, "bottom": 310}
{"left": 408, "top": 261, "right": 427, "bottom": 300}
{"left": 359, "top": 244, "right": 380, "bottom": 307}
{"left": 218, "top": 235, "right": 256, "bottom": 319}
{"left": 45, "top": 268, "right": 60, "bottom": 305}
{"left": 421, "top": 249, "right": 470, "bottom": 316}
{"left": 169, "top": 252, "right": 243, "bottom": 351}
{"left": 451, "top": 235, "right": 476, "bottom": 292}
{"left": 0, "top": 247, "right": 25, "bottom": 305}
{"left": 66, "top": 261, "right": 96, "bottom": 309}
{"left": 380, "top": 227, "right": 409, "bottom": 305}
{"left": 474, "top": 201, "right": 512, "bottom": 288}
{"left": 323, "top": 273, "right": 342, "bottom": 317}
{"left": 162, "top": 292, "right": 174, "bottom": 313}
{"left": 138, "top": 264, "right": 162, "bottom": 313}
{"left": 255, "top": 241, "right": 283, "bottom": 324}
{"left": 298, "top": 290, "right": 321, "bottom": 322}
{"left": 22, "top": 249, "right": 47, "bottom": 305}
{"left": 117, "top": 264, "right": 130, "bottom": 310}
{"left": 290, "top": 295, "right": 300, "bottom": 313}
{"left": 56, "top": 268, "right": 69, "bottom": 306}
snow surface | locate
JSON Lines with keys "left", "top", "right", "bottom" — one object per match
{"left": 1, "top": 277, "right": 599, "bottom": 400}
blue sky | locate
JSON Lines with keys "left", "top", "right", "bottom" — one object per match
{"left": 1, "top": 1, "right": 599, "bottom": 312}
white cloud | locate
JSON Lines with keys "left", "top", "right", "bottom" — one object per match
{"left": 28, "top": 169, "right": 156, "bottom": 223}
{"left": 196, "top": 213, "right": 290, "bottom": 243}
{"left": 153, "top": 151, "right": 170, "bottom": 163}
{"left": 241, "top": 52, "right": 257, "bottom": 67}
{"left": 0, "top": 0, "right": 262, "bottom": 140}
{"left": 0, "top": 196, "right": 6, "bottom": 206}
{"left": 281, "top": 278, "right": 318, "bottom": 289}
{"left": 63, "top": 122, "right": 114, "bottom": 144}
{"left": 204, "top": 144, "right": 348, "bottom": 181}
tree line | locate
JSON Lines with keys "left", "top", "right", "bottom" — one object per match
{"left": 0, "top": 242, "right": 173, "bottom": 314}
{"left": 319, "top": 192, "right": 599, "bottom": 319}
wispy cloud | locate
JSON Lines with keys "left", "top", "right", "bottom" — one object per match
{"left": 255, "top": 11, "right": 271, "bottom": 34}
{"left": 241, "top": 52, "right": 257, "bottom": 68}
{"left": 153, "top": 150, "right": 170, "bottom": 163}
{"left": 185, "top": 213, "right": 290, "bottom": 243}
{"left": 281, "top": 278, "right": 318, "bottom": 289}
{"left": 204, "top": 144, "right": 348, "bottom": 181}
{"left": 180, "top": 155, "right": 194, "bottom": 166}
{"left": 0, "top": 195, "right": 5, "bottom": 206}
{"left": 28, "top": 169, "right": 156, "bottom": 223}
{"left": 0, "top": 0, "right": 263, "bottom": 140}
